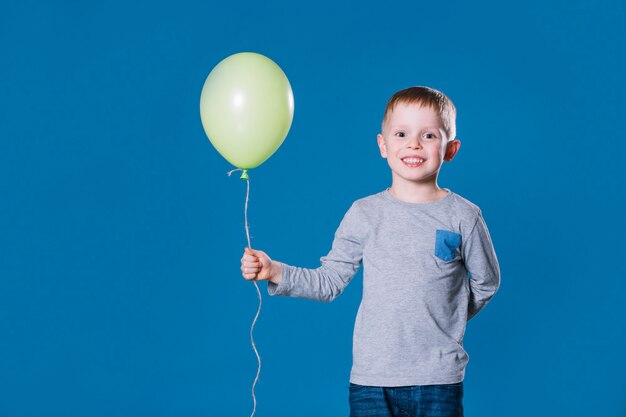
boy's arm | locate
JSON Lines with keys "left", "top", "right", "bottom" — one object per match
{"left": 462, "top": 210, "right": 501, "bottom": 321}
{"left": 267, "top": 202, "right": 364, "bottom": 302}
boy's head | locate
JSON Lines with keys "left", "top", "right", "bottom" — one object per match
{"left": 377, "top": 86, "right": 461, "bottom": 189}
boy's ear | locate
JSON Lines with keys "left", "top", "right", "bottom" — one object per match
{"left": 377, "top": 134, "right": 388, "bottom": 158}
{"left": 444, "top": 139, "right": 461, "bottom": 162}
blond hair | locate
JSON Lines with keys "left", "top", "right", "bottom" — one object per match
{"left": 381, "top": 86, "right": 457, "bottom": 141}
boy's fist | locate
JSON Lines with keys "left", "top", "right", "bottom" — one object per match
{"left": 241, "top": 247, "right": 280, "bottom": 283}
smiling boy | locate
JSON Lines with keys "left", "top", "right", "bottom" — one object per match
{"left": 241, "top": 86, "right": 500, "bottom": 417}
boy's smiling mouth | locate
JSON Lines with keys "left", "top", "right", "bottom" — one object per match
{"left": 401, "top": 157, "right": 426, "bottom": 167}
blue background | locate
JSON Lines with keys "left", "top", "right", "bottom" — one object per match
{"left": 1, "top": 0, "right": 625, "bottom": 416}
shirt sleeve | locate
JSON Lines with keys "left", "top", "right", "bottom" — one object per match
{"left": 462, "top": 210, "right": 501, "bottom": 321}
{"left": 267, "top": 202, "right": 364, "bottom": 302}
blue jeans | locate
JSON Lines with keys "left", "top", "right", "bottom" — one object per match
{"left": 348, "top": 382, "right": 463, "bottom": 417}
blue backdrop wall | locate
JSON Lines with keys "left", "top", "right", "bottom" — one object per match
{"left": 1, "top": 0, "right": 625, "bottom": 416}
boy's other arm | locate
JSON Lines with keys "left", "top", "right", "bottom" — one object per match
{"left": 462, "top": 210, "right": 501, "bottom": 321}
{"left": 265, "top": 202, "right": 365, "bottom": 302}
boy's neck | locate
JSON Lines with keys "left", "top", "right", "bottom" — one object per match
{"left": 388, "top": 182, "right": 449, "bottom": 204}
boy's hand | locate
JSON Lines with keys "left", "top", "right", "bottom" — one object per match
{"left": 241, "top": 247, "right": 281, "bottom": 284}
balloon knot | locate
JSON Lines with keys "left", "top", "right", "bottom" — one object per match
{"left": 227, "top": 168, "right": 249, "bottom": 181}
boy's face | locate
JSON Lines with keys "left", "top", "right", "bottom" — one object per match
{"left": 377, "top": 103, "right": 460, "bottom": 188}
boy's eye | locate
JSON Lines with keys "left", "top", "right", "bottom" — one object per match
{"left": 424, "top": 133, "right": 436, "bottom": 139}
{"left": 395, "top": 132, "right": 405, "bottom": 137}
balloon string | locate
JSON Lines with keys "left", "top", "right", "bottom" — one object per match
{"left": 227, "top": 168, "right": 261, "bottom": 417}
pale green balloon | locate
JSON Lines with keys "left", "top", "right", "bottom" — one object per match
{"left": 199, "top": 52, "right": 294, "bottom": 170}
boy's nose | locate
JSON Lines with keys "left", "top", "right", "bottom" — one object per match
{"left": 407, "top": 137, "right": 423, "bottom": 148}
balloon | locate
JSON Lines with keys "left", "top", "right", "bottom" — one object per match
{"left": 199, "top": 52, "right": 294, "bottom": 173}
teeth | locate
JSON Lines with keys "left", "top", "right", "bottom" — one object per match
{"left": 402, "top": 158, "right": 424, "bottom": 163}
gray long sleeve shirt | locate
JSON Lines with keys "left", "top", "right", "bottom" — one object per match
{"left": 267, "top": 188, "right": 500, "bottom": 386}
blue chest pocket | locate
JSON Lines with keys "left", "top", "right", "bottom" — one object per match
{"left": 435, "top": 229, "right": 462, "bottom": 262}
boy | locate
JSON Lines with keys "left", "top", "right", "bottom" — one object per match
{"left": 240, "top": 86, "right": 500, "bottom": 417}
